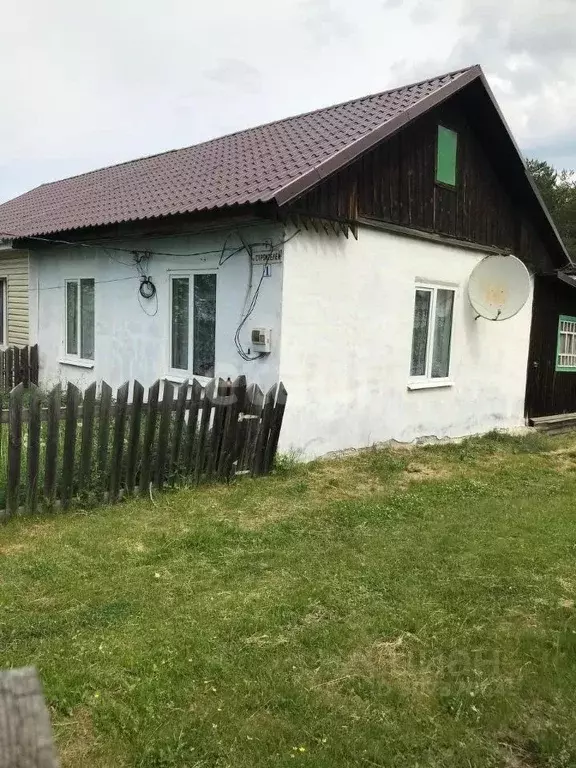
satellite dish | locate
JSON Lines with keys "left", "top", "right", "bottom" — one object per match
{"left": 468, "top": 254, "right": 530, "bottom": 321}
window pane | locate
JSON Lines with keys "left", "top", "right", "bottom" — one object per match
{"left": 436, "top": 126, "right": 458, "bottom": 186}
{"left": 410, "top": 289, "right": 431, "bottom": 376}
{"left": 80, "top": 279, "right": 95, "bottom": 360}
{"left": 193, "top": 274, "right": 216, "bottom": 377}
{"left": 431, "top": 289, "right": 454, "bottom": 378}
{"left": 66, "top": 281, "right": 78, "bottom": 355}
{"left": 171, "top": 278, "right": 189, "bottom": 370}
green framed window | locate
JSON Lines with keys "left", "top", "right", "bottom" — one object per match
{"left": 436, "top": 125, "right": 458, "bottom": 186}
{"left": 556, "top": 315, "right": 576, "bottom": 372}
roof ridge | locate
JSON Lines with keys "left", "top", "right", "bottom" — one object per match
{"left": 35, "top": 65, "right": 477, "bottom": 189}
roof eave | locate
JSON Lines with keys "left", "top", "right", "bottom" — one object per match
{"left": 272, "top": 65, "right": 482, "bottom": 207}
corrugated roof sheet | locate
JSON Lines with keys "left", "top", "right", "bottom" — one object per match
{"left": 0, "top": 67, "right": 476, "bottom": 237}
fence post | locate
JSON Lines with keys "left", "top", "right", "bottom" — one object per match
{"left": 6, "top": 383, "right": 24, "bottom": 516}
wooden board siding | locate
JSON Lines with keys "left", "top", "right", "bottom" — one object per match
{"left": 288, "top": 92, "right": 554, "bottom": 275}
{"left": 525, "top": 277, "right": 576, "bottom": 418}
{"left": 0, "top": 250, "right": 30, "bottom": 346}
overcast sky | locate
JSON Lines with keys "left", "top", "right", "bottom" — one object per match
{"left": 0, "top": 0, "right": 574, "bottom": 203}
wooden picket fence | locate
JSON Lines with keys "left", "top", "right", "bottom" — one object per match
{"left": 1, "top": 376, "right": 287, "bottom": 517}
{"left": 0, "top": 344, "right": 39, "bottom": 391}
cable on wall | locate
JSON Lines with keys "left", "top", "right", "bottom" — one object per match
{"left": 233, "top": 228, "right": 301, "bottom": 362}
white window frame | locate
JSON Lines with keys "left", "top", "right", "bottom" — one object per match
{"left": 556, "top": 315, "right": 576, "bottom": 372}
{"left": 408, "top": 282, "right": 456, "bottom": 390}
{"left": 63, "top": 278, "right": 95, "bottom": 366}
{"left": 168, "top": 270, "right": 218, "bottom": 382}
{"left": 0, "top": 278, "right": 7, "bottom": 347}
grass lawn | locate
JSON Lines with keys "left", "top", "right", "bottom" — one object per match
{"left": 2, "top": 432, "right": 576, "bottom": 767}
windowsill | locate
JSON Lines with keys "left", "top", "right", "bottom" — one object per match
{"left": 59, "top": 357, "right": 95, "bottom": 369}
{"left": 407, "top": 379, "right": 454, "bottom": 391}
{"left": 164, "top": 373, "right": 211, "bottom": 385}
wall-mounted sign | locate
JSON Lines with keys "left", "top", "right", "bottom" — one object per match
{"left": 251, "top": 247, "right": 283, "bottom": 265}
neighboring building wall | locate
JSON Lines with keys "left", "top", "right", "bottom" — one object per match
{"left": 0, "top": 249, "right": 30, "bottom": 346}
{"left": 525, "top": 276, "right": 576, "bottom": 418}
{"left": 29, "top": 224, "right": 284, "bottom": 392}
{"left": 279, "top": 226, "right": 533, "bottom": 458}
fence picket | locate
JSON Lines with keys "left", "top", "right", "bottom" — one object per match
{"left": 217, "top": 375, "right": 246, "bottom": 479}
{"left": 1, "top": 376, "right": 287, "bottom": 516}
{"left": 126, "top": 381, "right": 144, "bottom": 494}
{"left": 79, "top": 382, "right": 97, "bottom": 493}
{"left": 12, "top": 348, "right": 20, "bottom": 388}
{"left": 194, "top": 379, "right": 215, "bottom": 484}
{"left": 6, "top": 347, "right": 13, "bottom": 390}
{"left": 6, "top": 383, "right": 24, "bottom": 516}
{"left": 263, "top": 382, "right": 287, "bottom": 473}
{"left": 43, "top": 384, "right": 61, "bottom": 507}
{"left": 240, "top": 384, "right": 263, "bottom": 472}
{"left": 26, "top": 388, "right": 41, "bottom": 514}
{"left": 206, "top": 378, "right": 227, "bottom": 480}
{"left": 169, "top": 379, "right": 189, "bottom": 484}
{"left": 183, "top": 379, "right": 202, "bottom": 475}
{"left": 109, "top": 381, "right": 130, "bottom": 502}
{"left": 30, "top": 344, "right": 39, "bottom": 386}
{"left": 20, "top": 346, "right": 30, "bottom": 387}
{"left": 60, "top": 383, "right": 81, "bottom": 509}
{"left": 252, "top": 384, "right": 277, "bottom": 477}
{"left": 97, "top": 382, "right": 113, "bottom": 480}
{"left": 139, "top": 380, "right": 160, "bottom": 494}
{"left": 153, "top": 381, "right": 174, "bottom": 490}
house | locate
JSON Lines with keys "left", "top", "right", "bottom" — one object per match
{"left": 0, "top": 64, "right": 571, "bottom": 458}
{"left": 0, "top": 238, "right": 31, "bottom": 348}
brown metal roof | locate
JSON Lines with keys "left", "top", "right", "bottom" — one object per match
{"left": 0, "top": 67, "right": 479, "bottom": 238}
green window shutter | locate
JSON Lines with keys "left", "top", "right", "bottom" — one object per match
{"left": 436, "top": 125, "right": 458, "bottom": 186}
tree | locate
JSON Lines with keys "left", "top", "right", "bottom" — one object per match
{"left": 527, "top": 158, "right": 576, "bottom": 260}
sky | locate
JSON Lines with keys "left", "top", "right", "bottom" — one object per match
{"left": 0, "top": 0, "right": 574, "bottom": 203}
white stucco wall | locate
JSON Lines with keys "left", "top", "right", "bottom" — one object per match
{"left": 278, "top": 226, "right": 533, "bottom": 458}
{"left": 29, "top": 223, "right": 284, "bottom": 393}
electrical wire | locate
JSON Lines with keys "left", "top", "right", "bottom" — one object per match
{"left": 232, "top": 227, "right": 301, "bottom": 362}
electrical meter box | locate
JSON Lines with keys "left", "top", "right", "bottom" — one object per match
{"left": 251, "top": 328, "right": 272, "bottom": 354}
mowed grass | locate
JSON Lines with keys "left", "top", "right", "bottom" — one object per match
{"left": 2, "top": 432, "right": 576, "bottom": 767}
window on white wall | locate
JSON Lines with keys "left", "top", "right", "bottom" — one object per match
{"left": 170, "top": 273, "right": 217, "bottom": 377}
{"left": 65, "top": 278, "right": 95, "bottom": 360}
{"left": 410, "top": 285, "right": 455, "bottom": 380}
